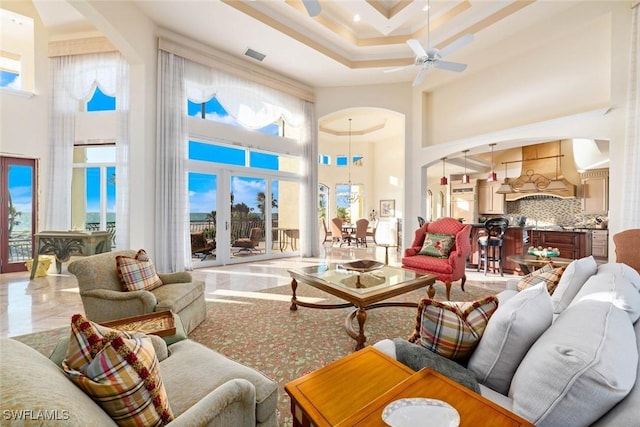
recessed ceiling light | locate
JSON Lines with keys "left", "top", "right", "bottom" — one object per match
{"left": 353, "top": 14, "right": 360, "bottom": 23}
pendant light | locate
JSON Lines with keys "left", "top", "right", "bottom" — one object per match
{"left": 545, "top": 141, "right": 569, "bottom": 191}
{"left": 487, "top": 143, "right": 498, "bottom": 182}
{"left": 495, "top": 162, "right": 513, "bottom": 194}
{"left": 440, "top": 157, "right": 448, "bottom": 185}
{"left": 461, "top": 150, "right": 470, "bottom": 184}
{"left": 346, "top": 118, "right": 359, "bottom": 204}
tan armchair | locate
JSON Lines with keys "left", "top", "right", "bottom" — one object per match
{"left": 67, "top": 250, "right": 206, "bottom": 334}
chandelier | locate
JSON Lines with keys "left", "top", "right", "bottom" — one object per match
{"left": 345, "top": 118, "right": 359, "bottom": 204}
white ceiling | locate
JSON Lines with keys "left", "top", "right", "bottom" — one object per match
{"left": 30, "top": 0, "right": 610, "bottom": 177}
{"left": 34, "top": 0, "right": 584, "bottom": 90}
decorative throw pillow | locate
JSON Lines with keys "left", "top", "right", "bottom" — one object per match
{"left": 408, "top": 295, "right": 499, "bottom": 361}
{"left": 468, "top": 283, "right": 553, "bottom": 394}
{"left": 418, "top": 232, "right": 455, "bottom": 258}
{"left": 116, "top": 249, "right": 163, "bottom": 292}
{"left": 516, "top": 263, "right": 566, "bottom": 294}
{"left": 62, "top": 314, "right": 173, "bottom": 426}
{"left": 550, "top": 256, "right": 597, "bottom": 314}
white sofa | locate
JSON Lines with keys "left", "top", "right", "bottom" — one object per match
{"left": 375, "top": 259, "right": 640, "bottom": 426}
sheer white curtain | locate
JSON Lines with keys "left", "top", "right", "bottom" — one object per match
{"left": 115, "top": 56, "right": 130, "bottom": 249}
{"left": 622, "top": 3, "right": 640, "bottom": 229}
{"left": 46, "top": 53, "right": 129, "bottom": 238}
{"left": 184, "top": 60, "right": 304, "bottom": 128}
{"left": 300, "top": 100, "right": 319, "bottom": 257}
{"left": 45, "top": 56, "right": 77, "bottom": 230}
{"left": 155, "top": 50, "right": 189, "bottom": 272}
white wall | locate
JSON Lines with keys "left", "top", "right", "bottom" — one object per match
{"left": 315, "top": 84, "right": 414, "bottom": 233}
{"left": 410, "top": 1, "right": 631, "bottom": 254}
{"left": 0, "top": 0, "right": 49, "bottom": 231}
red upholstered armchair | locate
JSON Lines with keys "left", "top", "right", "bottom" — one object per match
{"left": 402, "top": 217, "right": 472, "bottom": 300}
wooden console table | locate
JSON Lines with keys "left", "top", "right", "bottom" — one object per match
{"left": 30, "top": 230, "right": 111, "bottom": 279}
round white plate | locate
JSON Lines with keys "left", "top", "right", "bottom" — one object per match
{"left": 382, "top": 398, "right": 460, "bottom": 427}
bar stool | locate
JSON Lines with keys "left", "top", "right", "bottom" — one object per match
{"left": 477, "top": 218, "right": 509, "bottom": 276}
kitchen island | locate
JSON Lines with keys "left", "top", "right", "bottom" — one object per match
{"left": 469, "top": 225, "right": 592, "bottom": 275}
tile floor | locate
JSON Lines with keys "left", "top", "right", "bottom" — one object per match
{"left": 0, "top": 245, "right": 513, "bottom": 338}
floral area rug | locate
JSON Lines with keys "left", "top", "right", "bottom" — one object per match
{"left": 189, "top": 281, "right": 497, "bottom": 427}
{"left": 11, "top": 280, "right": 497, "bottom": 427}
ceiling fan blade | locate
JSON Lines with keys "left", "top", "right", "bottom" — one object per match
{"left": 302, "top": 0, "right": 321, "bottom": 17}
{"left": 406, "top": 39, "right": 427, "bottom": 58}
{"left": 384, "top": 64, "right": 414, "bottom": 73}
{"left": 434, "top": 60, "right": 467, "bottom": 72}
{"left": 413, "top": 67, "right": 428, "bottom": 86}
{"left": 438, "top": 33, "right": 474, "bottom": 58}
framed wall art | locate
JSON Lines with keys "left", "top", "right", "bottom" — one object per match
{"left": 380, "top": 199, "right": 395, "bottom": 217}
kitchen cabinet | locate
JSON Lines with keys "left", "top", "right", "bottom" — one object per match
{"left": 450, "top": 181, "right": 477, "bottom": 224}
{"left": 530, "top": 230, "right": 591, "bottom": 261}
{"left": 590, "top": 229, "right": 608, "bottom": 260}
{"left": 478, "top": 180, "right": 505, "bottom": 214}
{"left": 581, "top": 169, "right": 609, "bottom": 215}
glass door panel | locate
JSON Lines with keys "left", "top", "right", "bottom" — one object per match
{"left": 230, "top": 175, "right": 266, "bottom": 260}
{"left": 273, "top": 179, "right": 300, "bottom": 253}
{"left": 188, "top": 172, "right": 218, "bottom": 264}
{"left": 1, "top": 157, "right": 36, "bottom": 273}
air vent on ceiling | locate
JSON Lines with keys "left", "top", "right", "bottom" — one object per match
{"left": 244, "top": 48, "right": 266, "bottom": 62}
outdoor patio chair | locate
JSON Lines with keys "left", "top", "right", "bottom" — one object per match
{"left": 191, "top": 231, "right": 215, "bottom": 260}
{"left": 232, "top": 227, "right": 263, "bottom": 253}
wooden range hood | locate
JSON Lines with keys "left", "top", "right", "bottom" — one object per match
{"left": 504, "top": 142, "right": 576, "bottom": 201}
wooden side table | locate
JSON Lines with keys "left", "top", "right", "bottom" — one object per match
{"left": 285, "top": 347, "right": 414, "bottom": 427}
{"left": 285, "top": 347, "right": 534, "bottom": 427}
{"left": 336, "top": 368, "right": 533, "bottom": 427}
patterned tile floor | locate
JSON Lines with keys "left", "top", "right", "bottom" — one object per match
{"left": 0, "top": 245, "right": 513, "bottom": 338}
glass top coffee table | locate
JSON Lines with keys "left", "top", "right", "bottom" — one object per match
{"left": 288, "top": 261, "right": 437, "bottom": 351}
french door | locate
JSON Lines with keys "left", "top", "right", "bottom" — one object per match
{"left": 188, "top": 168, "right": 300, "bottom": 266}
{"left": 0, "top": 156, "right": 37, "bottom": 273}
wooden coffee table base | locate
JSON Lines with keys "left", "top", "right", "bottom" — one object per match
{"left": 289, "top": 278, "right": 425, "bottom": 351}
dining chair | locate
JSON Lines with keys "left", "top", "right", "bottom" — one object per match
{"left": 353, "top": 218, "right": 369, "bottom": 247}
{"left": 330, "top": 217, "right": 349, "bottom": 245}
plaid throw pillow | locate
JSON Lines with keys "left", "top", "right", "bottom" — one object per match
{"left": 63, "top": 314, "right": 173, "bottom": 426}
{"left": 517, "top": 263, "right": 567, "bottom": 294}
{"left": 409, "top": 296, "right": 499, "bottom": 361}
{"left": 117, "top": 249, "right": 163, "bottom": 292}
{"left": 418, "top": 232, "right": 455, "bottom": 258}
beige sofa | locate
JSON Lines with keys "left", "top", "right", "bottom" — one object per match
{"left": 68, "top": 250, "right": 206, "bottom": 334}
{"left": 376, "top": 260, "right": 640, "bottom": 426}
{"left": 0, "top": 337, "right": 279, "bottom": 427}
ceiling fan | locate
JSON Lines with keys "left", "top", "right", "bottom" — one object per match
{"left": 302, "top": 0, "right": 321, "bottom": 17}
{"left": 386, "top": 0, "right": 474, "bottom": 86}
